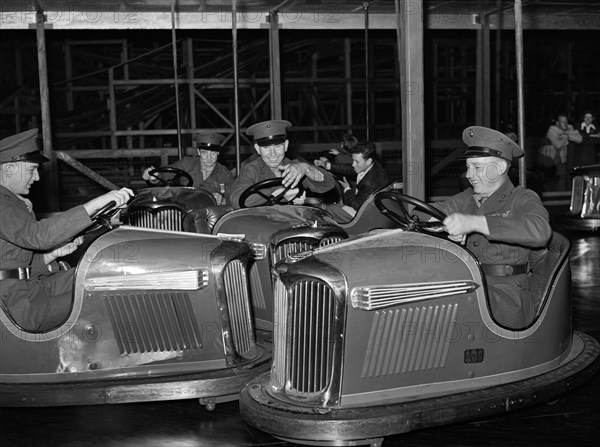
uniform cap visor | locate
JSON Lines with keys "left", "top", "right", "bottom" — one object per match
{"left": 0, "top": 150, "right": 49, "bottom": 164}
{"left": 458, "top": 146, "right": 507, "bottom": 160}
{"left": 255, "top": 134, "right": 287, "bottom": 147}
{"left": 197, "top": 142, "right": 223, "bottom": 152}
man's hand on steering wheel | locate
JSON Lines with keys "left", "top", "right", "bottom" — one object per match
{"left": 238, "top": 178, "right": 304, "bottom": 208}
{"left": 143, "top": 167, "right": 194, "bottom": 187}
{"left": 443, "top": 213, "right": 489, "bottom": 244}
{"left": 271, "top": 186, "right": 301, "bottom": 203}
{"left": 374, "top": 191, "right": 448, "bottom": 234}
{"left": 82, "top": 187, "right": 135, "bottom": 233}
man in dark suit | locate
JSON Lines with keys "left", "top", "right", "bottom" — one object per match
{"left": 325, "top": 141, "right": 389, "bottom": 223}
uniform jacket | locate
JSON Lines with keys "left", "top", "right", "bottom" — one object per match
{"left": 228, "top": 156, "right": 336, "bottom": 208}
{"left": 433, "top": 179, "right": 552, "bottom": 329}
{"left": 342, "top": 161, "right": 389, "bottom": 211}
{"left": 0, "top": 185, "right": 92, "bottom": 330}
{"left": 170, "top": 157, "right": 234, "bottom": 195}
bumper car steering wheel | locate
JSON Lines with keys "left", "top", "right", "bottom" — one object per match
{"left": 146, "top": 167, "right": 194, "bottom": 187}
{"left": 239, "top": 178, "right": 303, "bottom": 208}
{"left": 374, "top": 191, "right": 447, "bottom": 233}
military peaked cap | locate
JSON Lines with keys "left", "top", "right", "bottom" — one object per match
{"left": 461, "top": 126, "right": 524, "bottom": 161}
{"left": 0, "top": 129, "right": 49, "bottom": 164}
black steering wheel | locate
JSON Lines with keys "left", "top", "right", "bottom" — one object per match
{"left": 374, "top": 191, "right": 447, "bottom": 233}
{"left": 86, "top": 200, "right": 121, "bottom": 233}
{"left": 239, "top": 178, "right": 303, "bottom": 208}
{"left": 146, "top": 167, "right": 194, "bottom": 187}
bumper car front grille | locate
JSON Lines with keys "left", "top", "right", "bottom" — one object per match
{"left": 223, "top": 259, "right": 256, "bottom": 357}
{"left": 273, "top": 278, "right": 337, "bottom": 396}
{"left": 128, "top": 208, "right": 183, "bottom": 231}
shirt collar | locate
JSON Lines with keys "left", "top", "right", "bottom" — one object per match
{"left": 356, "top": 163, "right": 374, "bottom": 184}
{"left": 581, "top": 122, "right": 596, "bottom": 131}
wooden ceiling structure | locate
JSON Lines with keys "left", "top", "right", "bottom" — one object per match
{"left": 3, "top": 1, "right": 600, "bottom": 30}
{"left": 2, "top": 0, "right": 599, "bottom": 207}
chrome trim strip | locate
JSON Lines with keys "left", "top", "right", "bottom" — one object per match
{"left": 85, "top": 270, "right": 209, "bottom": 291}
{"left": 351, "top": 280, "right": 478, "bottom": 310}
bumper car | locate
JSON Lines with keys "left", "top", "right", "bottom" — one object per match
{"left": 555, "top": 164, "right": 600, "bottom": 232}
{"left": 124, "top": 176, "right": 401, "bottom": 331}
{"left": 124, "top": 167, "right": 219, "bottom": 233}
{"left": 0, "top": 221, "right": 271, "bottom": 408}
{"left": 239, "top": 192, "right": 600, "bottom": 446}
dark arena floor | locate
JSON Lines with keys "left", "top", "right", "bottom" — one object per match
{"left": 1, "top": 210, "right": 599, "bottom": 447}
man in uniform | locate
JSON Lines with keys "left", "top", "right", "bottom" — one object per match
{"left": 434, "top": 126, "right": 552, "bottom": 329}
{"left": 143, "top": 132, "right": 234, "bottom": 204}
{"left": 0, "top": 129, "right": 134, "bottom": 331}
{"left": 228, "top": 120, "right": 336, "bottom": 208}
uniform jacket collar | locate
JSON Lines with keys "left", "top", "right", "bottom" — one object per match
{"left": 474, "top": 178, "right": 515, "bottom": 212}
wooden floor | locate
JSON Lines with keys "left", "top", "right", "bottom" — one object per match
{"left": 1, "top": 224, "right": 599, "bottom": 447}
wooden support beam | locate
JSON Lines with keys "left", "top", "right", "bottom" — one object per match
{"left": 232, "top": 0, "right": 242, "bottom": 175}
{"left": 515, "top": 0, "right": 526, "bottom": 188}
{"left": 397, "top": 0, "right": 425, "bottom": 200}
{"left": 3, "top": 10, "right": 600, "bottom": 30}
{"left": 344, "top": 38, "right": 353, "bottom": 130}
{"left": 36, "top": 9, "right": 60, "bottom": 211}
{"left": 55, "top": 151, "right": 119, "bottom": 190}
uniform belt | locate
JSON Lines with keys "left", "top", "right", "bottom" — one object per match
{"left": 0, "top": 267, "right": 31, "bottom": 280}
{"left": 480, "top": 263, "right": 528, "bottom": 276}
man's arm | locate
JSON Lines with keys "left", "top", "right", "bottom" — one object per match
{"left": 298, "top": 164, "right": 336, "bottom": 193}
{"left": 0, "top": 201, "right": 91, "bottom": 251}
{"left": 0, "top": 188, "right": 133, "bottom": 252}
{"left": 442, "top": 191, "right": 551, "bottom": 248}
{"left": 566, "top": 125, "right": 583, "bottom": 144}
{"left": 485, "top": 191, "right": 551, "bottom": 247}
{"left": 547, "top": 126, "right": 568, "bottom": 150}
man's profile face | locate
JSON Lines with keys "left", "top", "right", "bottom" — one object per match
{"left": 0, "top": 161, "right": 40, "bottom": 196}
{"left": 465, "top": 156, "right": 506, "bottom": 196}
{"left": 255, "top": 140, "right": 288, "bottom": 169}
{"left": 351, "top": 153, "right": 372, "bottom": 174}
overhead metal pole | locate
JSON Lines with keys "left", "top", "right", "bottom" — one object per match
{"left": 364, "top": 2, "right": 371, "bottom": 141}
{"left": 515, "top": 0, "right": 526, "bottom": 187}
{"left": 232, "top": 0, "right": 241, "bottom": 176}
{"left": 36, "top": 7, "right": 59, "bottom": 210}
{"left": 268, "top": 11, "right": 282, "bottom": 120}
{"left": 171, "top": 1, "right": 183, "bottom": 159}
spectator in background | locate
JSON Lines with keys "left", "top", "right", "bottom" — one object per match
{"left": 537, "top": 113, "right": 582, "bottom": 190}
{"left": 572, "top": 111, "right": 599, "bottom": 167}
